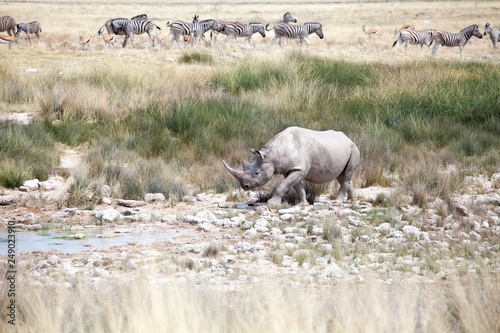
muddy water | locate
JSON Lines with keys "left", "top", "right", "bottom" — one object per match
{"left": 0, "top": 229, "right": 176, "bottom": 254}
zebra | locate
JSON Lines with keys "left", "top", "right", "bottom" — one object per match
{"left": 131, "top": 14, "right": 148, "bottom": 21}
{"left": 267, "top": 22, "right": 323, "bottom": 49}
{"left": 0, "top": 16, "right": 17, "bottom": 37}
{"left": 167, "top": 16, "right": 220, "bottom": 47}
{"left": 16, "top": 21, "right": 42, "bottom": 45}
{"left": 393, "top": 29, "right": 435, "bottom": 54}
{"left": 484, "top": 23, "right": 500, "bottom": 51}
{"left": 97, "top": 16, "right": 160, "bottom": 48}
{"left": 166, "top": 16, "right": 198, "bottom": 47}
{"left": 431, "top": 24, "right": 483, "bottom": 59}
{"left": 223, "top": 22, "right": 267, "bottom": 49}
{"left": 98, "top": 18, "right": 133, "bottom": 48}
{"left": 129, "top": 17, "right": 161, "bottom": 47}
{"left": 191, "top": 19, "right": 221, "bottom": 47}
{"left": 278, "top": 12, "right": 297, "bottom": 24}
{"left": 210, "top": 20, "right": 235, "bottom": 47}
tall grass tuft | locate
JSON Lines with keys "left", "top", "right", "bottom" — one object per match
{"left": 179, "top": 51, "right": 214, "bottom": 65}
{"left": 0, "top": 123, "right": 59, "bottom": 187}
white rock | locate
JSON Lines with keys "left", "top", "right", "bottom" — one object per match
{"left": 195, "top": 210, "right": 217, "bottom": 222}
{"left": 162, "top": 214, "right": 177, "bottom": 223}
{"left": 198, "top": 223, "right": 214, "bottom": 232}
{"left": 240, "top": 222, "right": 253, "bottom": 230}
{"left": 47, "top": 255, "right": 59, "bottom": 265}
{"left": 23, "top": 179, "right": 40, "bottom": 191}
{"left": 243, "top": 228, "right": 258, "bottom": 238}
{"left": 322, "top": 263, "right": 343, "bottom": 279}
{"left": 270, "top": 228, "right": 282, "bottom": 236}
{"left": 96, "top": 208, "right": 121, "bottom": 223}
{"left": 254, "top": 219, "right": 270, "bottom": 228}
{"left": 39, "top": 181, "right": 56, "bottom": 190}
{"left": 348, "top": 264, "right": 360, "bottom": 275}
{"left": 278, "top": 207, "right": 300, "bottom": 215}
{"left": 469, "top": 231, "right": 481, "bottom": 241}
{"left": 402, "top": 225, "right": 421, "bottom": 237}
{"left": 378, "top": 223, "right": 392, "bottom": 233}
{"left": 473, "top": 221, "right": 481, "bottom": 231}
{"left": 102, "top": 197, "right": 112, "bottom": 205}
{"left": 387, "top": 231, "right": 404, "bottom": 238}
{"left": 144, "top": 193, "right": 165, "bottom": 202}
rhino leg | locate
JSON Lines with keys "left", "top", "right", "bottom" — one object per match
{"left": 293, "top": 183, "right": 308, "bottom": 206}
{"left": 335, "top": 149, "right": 360, "bottom": 202}
{"left": 270, "top": 171, "right": 308, "bottom": 206}
{"left": 336, "top": 179, "right": 355, "bottom": 202}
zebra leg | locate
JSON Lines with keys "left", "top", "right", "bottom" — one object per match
{"left": 236, "top": 36, "right": 244, "bottom": 49}
{"left": 270, "top": 35, "right": 278, "bottom": 48}
{"left": 248, "top": 37, "right": 255, "bottom": 50}
{"left": 431, "top": 43, "right": 439, "bottom": 58}
{"left": 300, "top": 37, "right": 311, "bottom": 48}
{"left": 171, "top": 34, "right": 178, "bottom": 48}
{"left": 148, "top": 31, "right": 154, "bottom": 47}
{"left": 27, "top": 33, "right": 32, "bottom": 46}
{"left": 278, "top": 37, "right": 285, "bottom": 49}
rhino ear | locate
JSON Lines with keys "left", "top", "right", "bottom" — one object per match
{"left": 250, "top": 148, "right": 266, "bottom": 162}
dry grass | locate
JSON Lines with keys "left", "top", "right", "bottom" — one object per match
{"left": 0, "top": 272, "right": 498, "bottom": 332}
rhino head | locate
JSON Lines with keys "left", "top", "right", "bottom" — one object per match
{"left": 223, "top": 149, "right": 274, "bottom": 190}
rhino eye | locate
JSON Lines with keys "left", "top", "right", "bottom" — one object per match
{"left": 254, "top": 169, "right": 260, "bottom": 176}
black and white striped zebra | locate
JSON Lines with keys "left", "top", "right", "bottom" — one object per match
{"left": 166, "top": 15, "right": 198, "bottom": 47}
{"left": 393, "top": 29, "right": 435, "bottom": 54}
{"left": 167, "top": 16, "right": 220, "bottom": 47}
{"left": 0, "top": 16, "right": 17, "bottom": 37}
{"left": 129, "top": 17, "right": 161, "bottom": 47}
{"left": 191, "top": 19, "right": 221, "bottom": 47}
{"left": 210, "top": 20, "right": 235, "bottom": 47}
{"left": 268, "top": 22, "right": 323, "bottom": 49}
{"left": 16, "top": 21, "right": 42, "bottom": 45}
{"left": 98, "top": 18, "right": 133, "bottom": 48}
{"left": 431, "top": 24, "right": 483, "bottom": 59}
{"left": 484, "top": 23, "right": 500, "bottom": 52}
{"left": 223, "top": 22, "right": 267, "bottom": 49}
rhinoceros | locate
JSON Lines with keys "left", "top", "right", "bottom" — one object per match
{"left": 223, "top": 126, "right": 360, "bottom": 206}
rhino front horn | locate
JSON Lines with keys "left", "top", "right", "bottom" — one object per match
{"left": 222, "top": 160, "right": 245, "bottom": 180}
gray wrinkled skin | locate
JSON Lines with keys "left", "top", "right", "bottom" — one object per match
{"left": 223, "top": 127, "right": 360, "bottom": 206}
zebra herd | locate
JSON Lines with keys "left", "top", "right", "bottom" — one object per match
{"left": 165, "top": 12, "right": 323, "bottom": 49}
{"left": 393, "top": 23, "right": 499, "bottom": 58}
{"left": 2, "top": 12, "right": 500, "bottom": 57}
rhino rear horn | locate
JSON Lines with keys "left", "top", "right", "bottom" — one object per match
{"left": 223, "top": 160, "right": 245, "bottom": 180}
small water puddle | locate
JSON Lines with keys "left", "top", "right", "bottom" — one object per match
{"left": 0, "top": 229, "right": 176, "bottom": 254}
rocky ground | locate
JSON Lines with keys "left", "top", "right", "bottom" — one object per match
{"left": 1, "top": 170, "right": 499, "bottom": 290}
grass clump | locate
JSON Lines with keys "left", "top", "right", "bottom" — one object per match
{"left": 0, "top": 123, "right": 59, "bottom": 187}
{"left": 179, "top": 52, "right": 214, "bottom": 65}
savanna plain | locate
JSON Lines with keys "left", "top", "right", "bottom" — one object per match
{"left": 1, "top": 0, "right": 500, "bottom": 332}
